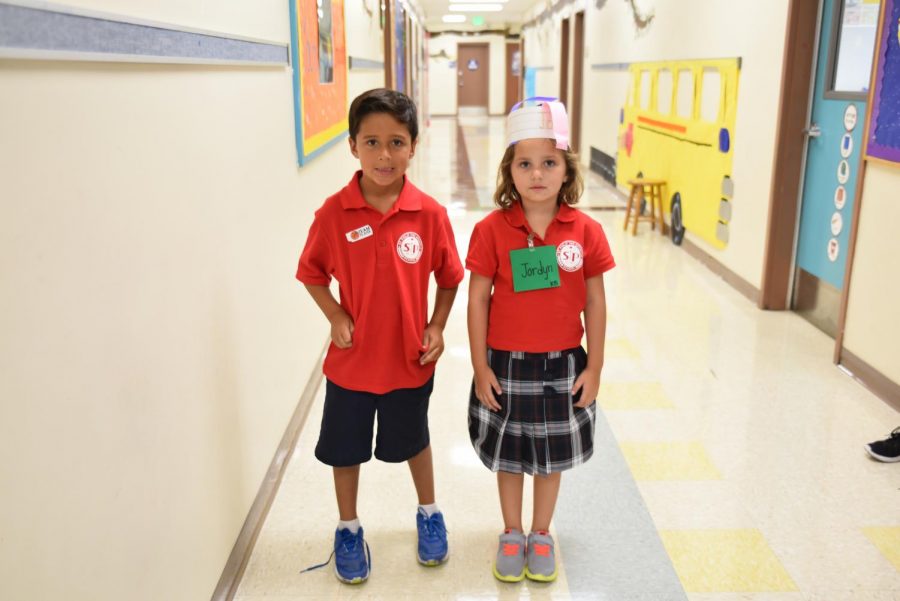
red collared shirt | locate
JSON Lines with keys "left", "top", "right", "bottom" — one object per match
{"left": 297, "top": 172, "right": 464, "bottom": 393}
{"left": 466, "top": 202, "right": 615, "bottom": 352}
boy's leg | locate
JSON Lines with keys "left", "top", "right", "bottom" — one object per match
{"left": 531, "top": 472, "right": 561, "bottom": 532}
{"left": 406, "top": 445, "right": 435, "bottom": 505}
{"left": 333, "top": 465, "right": 361, "bottom": 521}
{"left": 497, "top": 471, "right": 525, "bottom": 531}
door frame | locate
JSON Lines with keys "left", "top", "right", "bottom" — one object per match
{"left": 571, "top": 11, "right": 585, "bottom": 154}
{"left": 761, "top": 0, "right": 877, "bottom": 364}
{"left": 505, "top": 41, "right": 522, "bottom": 114}
{"left": 560, "top": 17, "right": 570, "bottom": 107}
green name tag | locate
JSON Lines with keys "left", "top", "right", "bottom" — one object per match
{"left": 510, "top": 245, "right": 561, "bottom": 292}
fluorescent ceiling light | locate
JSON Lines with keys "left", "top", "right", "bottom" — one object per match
{"left": 442, "top": 14, "right": 467, "bottom": 22}
{"left": 449, "top": 3, "right": 503, "bottom": 11}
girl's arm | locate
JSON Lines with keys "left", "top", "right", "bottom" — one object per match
{"left": 572, "top": 274, "right": 607, "bottom": 407}
{"left": 420, "top": 286, "right": 459, "bottom": 365}
{"left": 468, "top": 273, "right": 502, "bottom": 411}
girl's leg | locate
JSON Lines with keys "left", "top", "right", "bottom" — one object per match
{"left": 407, "top": 445, "right": 436, "bottom": 505}
{"left": 531, "top": 472, "right": 561, "bottom": 532}
{"left": 333, "top": 465, "right": 361, "bottom": 521}
{"left": 497, "top": 471, "right": 525, "bottom": 531}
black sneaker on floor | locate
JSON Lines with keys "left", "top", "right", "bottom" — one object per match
{"left": 865, "top": 427, "right": 900, "bottom": 463}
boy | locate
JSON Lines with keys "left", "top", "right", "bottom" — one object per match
{"left": 296, "top": 88, "right": 463, "bottom": 583}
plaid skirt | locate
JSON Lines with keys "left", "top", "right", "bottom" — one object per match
{"left": 468, "top": 346, "right": 596, "bottom": 476}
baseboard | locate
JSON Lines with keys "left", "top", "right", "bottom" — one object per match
{"left": 680, "top": 237, "right": 761, "bottom": 305}
{"left": 211, "top": 340, "right": 328, "bottom": 601}
{"left": 839, "top": 349, "right": 900, "bottom": 413}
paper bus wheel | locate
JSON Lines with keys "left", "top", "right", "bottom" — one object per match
{"left": 670, "top": 193, "right": 685, "bottom": 246}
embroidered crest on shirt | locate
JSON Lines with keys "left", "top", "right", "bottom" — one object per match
{"left": 396, "top": 232, "right": 423, "bottom": 264}
{"left": 346, "top": 225, "right": 373, "bottom": 243}
{"left": 556, "top": 240, "right": 584, "bottom": 272}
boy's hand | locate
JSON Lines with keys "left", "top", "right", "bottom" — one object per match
{"left": 328, "top": 309, "right": 354, "bottom": 349}
{"left": 419, "top": 324, "right": 445, "bottom": 365}
{"left": 572, "top": 368, "right": 600, "bottom": 408}
{"left": 473, "top": 364, "right": 502, "bottom": 412}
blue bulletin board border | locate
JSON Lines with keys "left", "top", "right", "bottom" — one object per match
{"left": 866, "top": 0, "right": 900, "bottom": 165}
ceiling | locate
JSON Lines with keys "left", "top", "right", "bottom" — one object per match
{"left": 414, "top": 0, "right": 536, "bottom": 31}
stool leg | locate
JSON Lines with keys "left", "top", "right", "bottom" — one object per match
{"left": 623, "top": 186, "right": 634, "bottom": 231}
{"left": 632, "top": 186, "right": 643, "bottom": 235}
{"left": 650, "top": 185, "right": 657, "bottom": 232}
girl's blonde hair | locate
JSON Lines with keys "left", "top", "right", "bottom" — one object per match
{"left": 493, "top": 142, "right": 584, "bottom": 209}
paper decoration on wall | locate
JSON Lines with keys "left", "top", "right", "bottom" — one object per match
{"left": 837, "top": 159, "right": 850, "bottom": 183}
{"left": 844, "top": 103, "right": 858, "bottom": 131}
{"left": 593, "top": 0, "right": 654, "bottom": 32}
{"left": 828, "top": 238, "right": 840, "bottom": 262}
{"left": 831, "top": 211, "right": 844, "bottom": 236}
{"left": 840, "top": 132, "right": 854, "bottom": 157}
{"left": 289, "top": 0, "right": 348, "bottom": 166}
{"left": 834, "top": 185, "right": 847, "bottom": 209}
{"left": 616, "top": 58, "right": 741, "bottom": 249}
{"left": 865, "top": 0, "right": 900, "bottom": 164}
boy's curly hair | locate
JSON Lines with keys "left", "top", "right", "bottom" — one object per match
{"left": 493, "top": 142, "right": 584, "bottom": 209}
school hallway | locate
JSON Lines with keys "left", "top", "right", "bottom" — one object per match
{"left": 232, "top": 116, "right": 900, "bottom": 601}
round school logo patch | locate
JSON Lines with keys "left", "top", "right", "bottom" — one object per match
{"left": 556, "top": 240, "right": 584, "bottom": 272}
{"left": 396, "top": 232, "right": 423, "bottom": 264}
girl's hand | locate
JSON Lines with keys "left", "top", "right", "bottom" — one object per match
{"left": 328, "top": 309, "right": 354, "bottom": 349}
{"left": 572, "top": 369, "right": 600, "bottom": 408}
{"left": 419, "top": 324, "right": 445, "bottom": 365}
{"left": 474, "top": 364, "right": 502, "bottom": 412}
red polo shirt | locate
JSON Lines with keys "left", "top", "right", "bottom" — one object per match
{"left": 297, "top": 172, "right": 464, "bottom": 393}
{"left": 466, "top": 202, "right": 615, "bottom": 352}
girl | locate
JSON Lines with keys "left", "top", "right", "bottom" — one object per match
{"left": 465, "top": 98, "right": 615, "bottom": 583}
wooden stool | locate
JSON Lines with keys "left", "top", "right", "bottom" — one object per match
{"left": 624, "top": 178, "right": 667, "bottom": 236}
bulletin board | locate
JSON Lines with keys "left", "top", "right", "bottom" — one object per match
{"left": 865, "top": 0, "right": 900, "bottom": 165}
{"left": 289, "top": 0, "right": 348, "bottom": 166}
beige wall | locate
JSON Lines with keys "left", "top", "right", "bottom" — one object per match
{"left": 0, "top": 2, "right": 390, "bottom": 600}
{"left": 843, "top": 163, "right": 900, "bottom": 385}
{"left": 524, "top": 0, "right": 790, "bottom": 290}
{"left": 427, "top": 33, "right": 507, "bottom": 115}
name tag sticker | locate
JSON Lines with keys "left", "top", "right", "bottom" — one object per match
{"left": 345, "top": 225, "right": 373, "bottom": 243}
{"left": 510, "top": 245, "right": 561, "bottom": 292}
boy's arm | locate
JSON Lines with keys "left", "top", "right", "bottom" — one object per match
{"left": 572, "top": 274, "right": 607, "bottom": 407}
{"left": 304, "top": 284, "right": 354, "bottom": 349}
{"left": 419, "top": 286, "right": 458, "bottom": 365}
{"left": 468, "top": 273, "right": 502, "bottom": 411}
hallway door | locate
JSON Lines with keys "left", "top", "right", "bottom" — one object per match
{"left": 458, "top": 43, "right": 489, "bottom": 108}
{"left": 793, "top": 0, "right": 880, "bottom": 337}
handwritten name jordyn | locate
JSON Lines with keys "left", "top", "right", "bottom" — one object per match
{"left": 520, "top": 260, "right": 554, "bottom": 280}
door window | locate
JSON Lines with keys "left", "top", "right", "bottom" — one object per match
{"left": 828, "top": 0, "right": 881, "bottom": 98}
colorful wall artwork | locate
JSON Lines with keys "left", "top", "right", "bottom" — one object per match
{"left": 866, "top": 0, "right": 900, "bottom": 164}
{"left": 289, "top": 0, "right": 348, "bottom": 166}
{"left": 616, "top": 59, "right": 741, "bottom": 248}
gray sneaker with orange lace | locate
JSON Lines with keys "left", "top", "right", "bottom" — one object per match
{"left": 493, "top": 528, "right": 526, "bottom": 582}
{"left": 525, "top": 531, "right": 558, "bottom": 582}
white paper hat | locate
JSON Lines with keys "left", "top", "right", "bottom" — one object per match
{"left": 506, "top": 96, "right": 570, "bottom": 150}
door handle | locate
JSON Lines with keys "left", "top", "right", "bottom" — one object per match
{"left": 803, "top": 123, "right": 822, "bottom": 138}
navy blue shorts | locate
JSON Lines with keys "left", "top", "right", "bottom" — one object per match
{"left": 314, "top": 376, "right": 434, "bottom": 467}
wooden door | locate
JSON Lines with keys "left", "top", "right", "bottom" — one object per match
{"left": 458, "top": 43, "right": 490, "bottom": 108}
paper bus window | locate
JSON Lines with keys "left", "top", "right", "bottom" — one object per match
{"left": 657, "top": 69, "right": 673, "bottom": 115}
{"left": 701, "top": 69, "right": 722, "bottom": 123}
{"left": 639, "top": 70, "right": 652, "bottom": 110}
{"left": 676, "top": 70, "right": 694, "bottom": 119}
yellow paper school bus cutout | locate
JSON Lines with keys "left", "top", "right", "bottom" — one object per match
{"left": 616, "top": 59, "right": 740, "bottom": 248}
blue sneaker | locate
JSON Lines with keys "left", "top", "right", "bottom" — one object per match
{"left": 416, "top": 508, "right": 449, "bottom": 566}
{"left": 332, "top": 527, "right": 370, "bottom": 584}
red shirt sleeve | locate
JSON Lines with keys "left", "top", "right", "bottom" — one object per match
{"left": 296, "top": 212, "right": 334, "bottom": 286}
{"left": 465, "top": 220, "right": 498, "bottom": 278}
{"left": 432, "top": 208, "right": 464, "bottom": 288}
{"left": 583, "top": 217, "right": 616, "bottom": 278}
